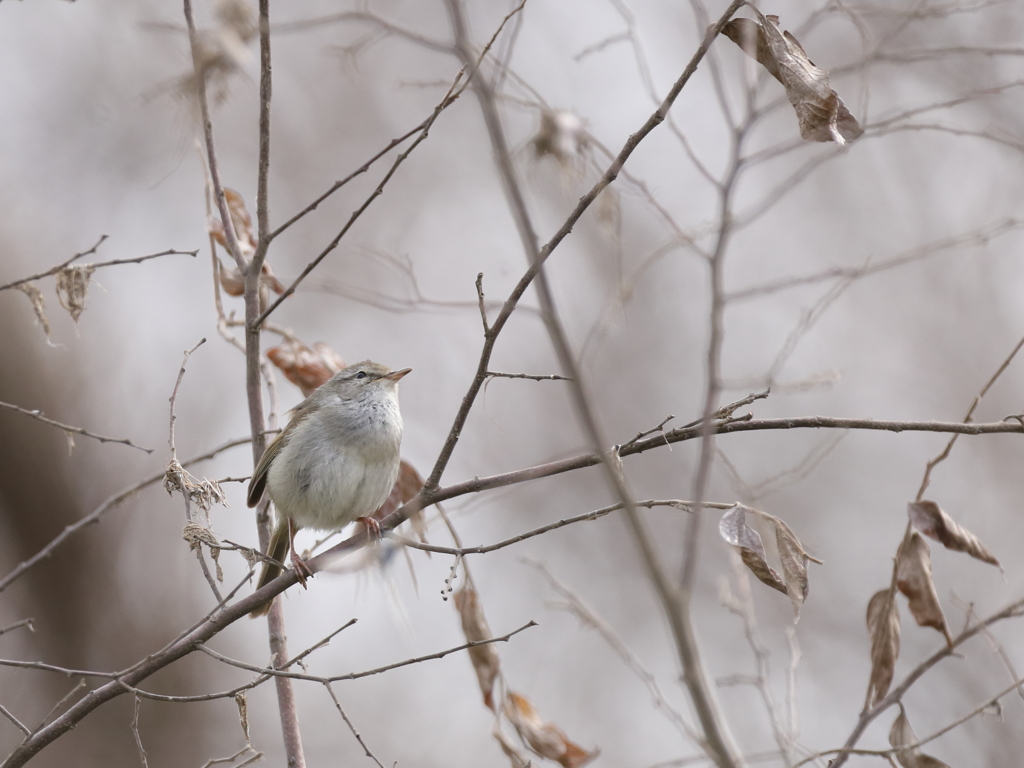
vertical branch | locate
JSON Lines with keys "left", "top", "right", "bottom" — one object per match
{"left": 444, "top": 2, "right": 744, "bottom": 766}
{"left": 680, "top": 143, "right": 743, "bottom": 598}
{"left": 248, "top": 4, "right": 305, "bottom": 767}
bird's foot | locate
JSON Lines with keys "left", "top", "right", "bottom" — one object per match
{"left": 356, "top": 516, "right": 383, "bottom": 541}
{"left": 290, "top": 551, "right": 314, "bottom": 588}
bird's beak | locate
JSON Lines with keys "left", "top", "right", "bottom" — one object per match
{"left": 385, "top": 368, "right": 412, "bottom": 381}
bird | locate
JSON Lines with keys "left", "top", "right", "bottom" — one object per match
{"left": 247, "top": 360, "right": 410, "bottom": 617}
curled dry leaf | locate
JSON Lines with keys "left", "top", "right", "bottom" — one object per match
{"left": 208, "top": 188, "right": 257, "bottom": 258}
{"left": 896, "top": 533, "right": 953, "bottom": 646}
{"left": 907, "top": 500, "right": 1001, "bottom": 569}
{"left": 16, "top": 283, "right": 52, "bottom": 340}
{"left": 769, "top": 514, "right": 812, "bottom": 622}
{"left": 504, "top": 692, "right": 599, "bottom": 768}
{"left": 267, "top": 339, "right": 346, "bottom": 396}
{"left": 454, "top": 586, "right": 501, "bottom": 711}
{"left": 720, "top": 504, "right": 787, "bottom": 595}
{"left": 720, "top": 504, "right": 819, "bottom": 620}
{"left": 720, "top": 12, "right": 863, "bottom": 144}
{"left": 216, "top": 261, "right": 286, "bottom": 299}
{"left": 866, "top": 588, "right": 901, "bottom": 707}
{"left": 55, "top": 265, "right": 96, "bottom": 326}
{"left": 889, "top": 705, "right": 951, "bottom": 768}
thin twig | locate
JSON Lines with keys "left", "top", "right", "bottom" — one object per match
{"left": 526, "top": 559, "right": 701, "bottom": 745}
{"left": 0, "top": 245, "right": 198, "bottom": 293}
{"left": 0, "top": 235, "right": 107, "bottom": 292}
{"left": 0, "top": 704, "right": 30, "bottom": 738}
{"left": 323, "top": 684, "right": 386, "bottom": 768}
{"left": 0, "top": 620, "right": 34, "bottom": 637}
{"left": 390, "top": 499, "right": 724, "bottom": 556}
{"left": 197, "top": 621, "right": 537, "bottom": 683}
{"left": 915, "top": 330, "right": 1024, "bottom": 501}
{"left": 32, "top": 680, "right": 86, "bottom": 734}
{"left": 130, "top": 695, "right": 149, "bottom": 768}
{"left": 0, "top": 400, "right": 152, "bottom": 454}
{"left": 485, "top": 371, "right": 571, "bottom": 382}
{"left": 168, "top": 338, "right": 207, "bottom": 461}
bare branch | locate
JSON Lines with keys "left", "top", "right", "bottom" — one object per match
{"left": 0, "top": 703, "right": 30, "bottom": 738}
{"left": 485, "top": 371, "right": 571, "bottom": 382}
{"left": 0, "top": 400, "right": 152, "bottom": 454}
{"left": 0, "top": 235, "right": 107, "bottom": 292}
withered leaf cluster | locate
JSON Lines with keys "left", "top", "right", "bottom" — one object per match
{"left": 719, "top": 503, "right": 818, "bottom": 621}
{"left": 720, "top": 11, "right": 863, "bottom": 144}
{"left": 864, "top": 499, "right": 1000, "bottom": 706}
{"left": 208, "top": 188, "right": 285, "bottom": 309}
{"left": 455, "top": 585, "right": 598, "bottom": 768}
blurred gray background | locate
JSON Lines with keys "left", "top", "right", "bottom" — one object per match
{"left": 1, "top": 0, "right": 1023, "bottom": 766}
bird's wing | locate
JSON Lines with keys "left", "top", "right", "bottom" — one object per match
{"left": 247, "top": 428, "right": 286, "bottom": 508}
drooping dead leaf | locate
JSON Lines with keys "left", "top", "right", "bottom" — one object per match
{"left": 720, "top": 504, "right": 786, "bottom": 594}
{"left": 720, "top": 12, "right": 863, "bottom": 144}
{"left": 371, "top": 460, "right": 428, "bottom": 542}
{"left": 454, "top": 586, "right": 502, "bottom": 711}
{"left": 889, "top": 705, "right": 951, "bottom": 768}
{"left": 866, "top": 588, "right": 901, "bottom": 707}
{"left": 759, "top": 512, "right": 820, "bottom": 621}
{"left": 17, "top": 283, "right": 52, "bottom": 340}
{"left": 55, "top": 265, "right": 96, "bottom": 326}
{"left": 896, "top": 533, "right": 953, "bottom": 646}
{"left": 267, "top": 339, "right": 346, "bottom": 396}
{"left": 208, "top": 188, "right": 257, "bottom": 258}
{"left": 209, "top": 188, "right": 285, "bottom": 309}
{"left": 907, "top": 500, "right": 1001, "bottom": 569}
{"left": 217, "top": 260, "right": 286, "bottom": 299}
{"left": 504, "top": 692, "right": 599, "bottom": 768}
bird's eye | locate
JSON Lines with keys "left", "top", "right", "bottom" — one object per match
{"left": 355, "top": 371, "right": 367, "bottom": 380}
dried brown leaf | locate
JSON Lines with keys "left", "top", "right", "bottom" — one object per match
{"left": 771, "top": 516, "right": 810, "bottom": 622}
{"left": 889, "top": 705, "right": 951, "bottom": 768}
{"left": 897, "top": 533, "right": 953, "bottom": 646}
{"left": 55, "top": 265, "right": 96, "bottom": 326}
{"left": 720, "top": 13, "right": 863, "bottom": 144}
{"left": 504, "top": 692, "right": 599, "bottom": 768}
{"left": 454, "top": 586, "right": 501, "bottom": 710}
{"left": 208, "top": 188, "right": 257, "bottom": 258}
{"left": 266, "top": 339, "right": 346, "bottom": 396}
{"left": 372, "top": 459, "right": 426, "bottom": 540}
{"left": 866, "top": 588, "right": 901, "bottom": 707}
{"left": 908, "top": 500, "right": 1001, "bottom": 569}
{"left": 17, "top": 282, "right": 52, "bottom": 340}
{"left": 720, "top": 504, "right": 786, "bottom": 594}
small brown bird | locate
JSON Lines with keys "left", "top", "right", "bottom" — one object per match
{"left": 247, "top": 360, "right": 410, "bottom": 617}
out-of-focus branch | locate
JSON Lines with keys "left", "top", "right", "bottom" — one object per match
{"left": 0, "top": 400, "right": 152, "bottom": 454}
{"left": 255, "top": 3, "right": 524, "bottom": 326}
{"left": 0, "top": 241, "right": 197, "bottom": 293}
{"left": 445, "top": 1, "right": 745, "bottom": 765}
{"left": 424, "top": 0, "right": 747, "bottom": 496}
{"left": 0, "top": 435, "right": 257, "bottom": 595}
{"left": 390, "top": 498, "right": 733, "bottom": 556}
{"left": 816, "top": 593, "right": 1024, "bottom": 768}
